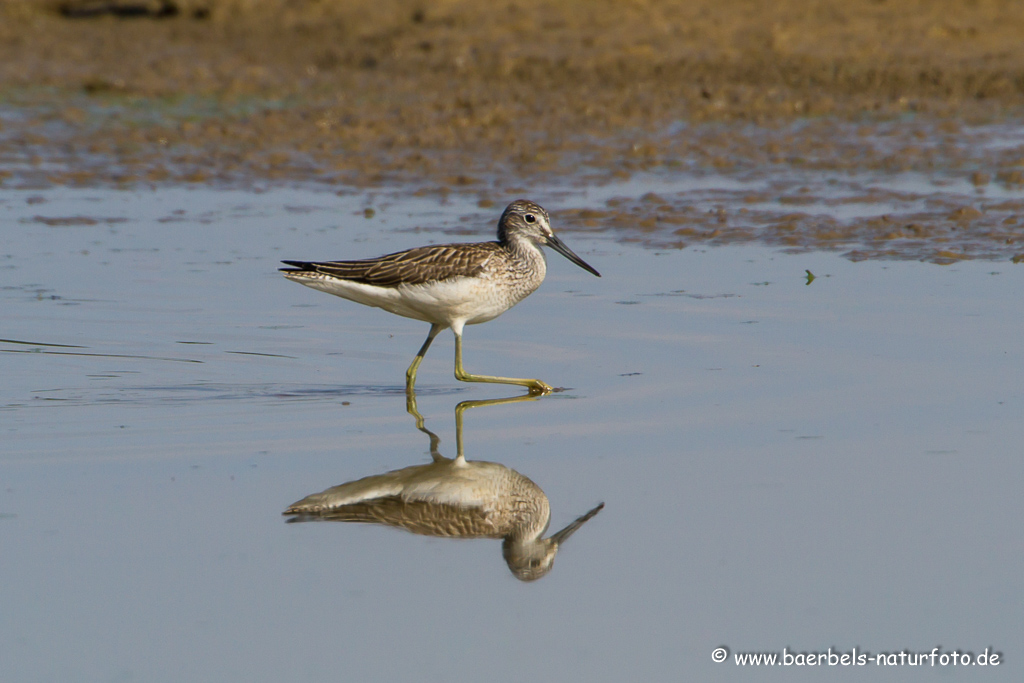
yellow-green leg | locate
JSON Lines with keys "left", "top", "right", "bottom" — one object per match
{"left": 454, "top": 393, "right": 538, "bottom": 457}
{"left": 405, "top": 385, "right": 535, "bottom": 460}
{"left": 406, "top": 323, "right": 444, "bottom": 393}
{"left": 404, "top": 384, "right": 443, "bottom": 460}
{"left": 453, "top": 331, "right": 553, "bottom": 395}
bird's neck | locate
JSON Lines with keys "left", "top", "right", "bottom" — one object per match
{"left": 505, "top": 234, "right": 547, "bottom": 276}
{"left": 504, "top": 493, "right": 551, "bottom": 543}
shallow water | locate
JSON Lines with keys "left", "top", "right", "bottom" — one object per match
{"left": 2, "top": 186, "right": 1022, "bottom": 680}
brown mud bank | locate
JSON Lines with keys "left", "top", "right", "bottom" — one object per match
{"left": 1, "top": 0, "right": 1024, "bottom": 262}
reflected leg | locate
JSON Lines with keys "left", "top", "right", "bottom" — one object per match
{"left": 453, "top": 393, "right": 537, "bottom": 460}
{"left": 404, "top": 385, "right": 444, "bottom": 462}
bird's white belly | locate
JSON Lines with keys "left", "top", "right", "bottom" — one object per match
{"left": 291, "top": 273, "right": 533, "bottom": 326}
{"left": 394, "top": 277, "right": 520, "bottom": 325}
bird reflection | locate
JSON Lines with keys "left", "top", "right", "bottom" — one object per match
{"left": 284, "top": 390, "right": 603, "bottom": 581}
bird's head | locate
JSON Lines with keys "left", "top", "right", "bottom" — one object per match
{"left": 499, "top": 199, "right": 601, "bottom": 277}
{"left": 501, "top": 502, "right": 605, "bottom": 581}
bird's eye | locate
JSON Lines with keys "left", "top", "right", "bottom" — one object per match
{"left": 524, "top": 214, "right": 536, "bottom": 224}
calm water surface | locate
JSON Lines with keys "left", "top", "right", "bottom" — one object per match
{"left": 2, "top": 185, "right": 1021, "bottom": 681}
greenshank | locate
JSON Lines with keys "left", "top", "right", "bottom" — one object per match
{"left": 284, "top": 392, "right": 604, "bottom": 581}
{"left": 281, "top": 199, "right": 600, "bottom": 394}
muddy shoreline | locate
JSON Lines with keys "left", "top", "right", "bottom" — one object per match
{"left": 2, "top": 0, "right": 1023, "bottom": 262}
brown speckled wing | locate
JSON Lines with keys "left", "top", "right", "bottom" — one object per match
{"left": 281, "top": 242, "right": 503, "bottom": 287}
{"left": 310, "top": 498, "right": 502, "bottom": 538}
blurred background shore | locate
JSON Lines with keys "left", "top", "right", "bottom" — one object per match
{"left": 2, "top": 0, "right": 1023, "bottom": 187}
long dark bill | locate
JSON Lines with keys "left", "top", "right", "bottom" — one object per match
{"left": 549, "top": 502, "right": 605, "bottom": 545}
{"left": 546, "top": 234, "right": 601, "bottom": 277}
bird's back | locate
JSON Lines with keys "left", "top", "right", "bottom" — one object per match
{"left": 281, "top": 242, "right": 506, "bottom": 288}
